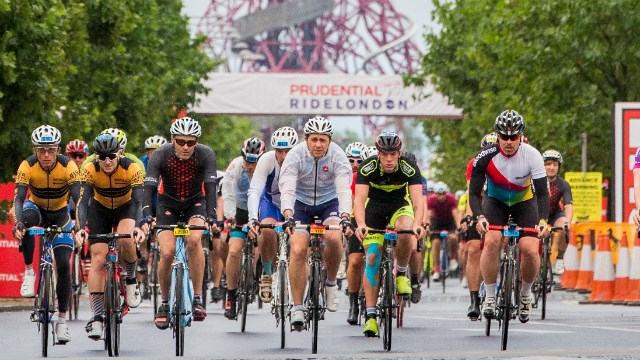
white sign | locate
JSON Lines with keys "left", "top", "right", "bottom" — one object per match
{"left": 191, "top": 73, "right": 463, "bottom": 118}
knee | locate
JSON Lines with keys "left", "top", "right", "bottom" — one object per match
{"left": 91, "top": 257, "right": 106, "bottom": 271}
{"left": 367, "top": 252, "right": 377, "bottom": 267}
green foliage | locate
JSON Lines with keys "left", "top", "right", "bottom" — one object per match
{"left": 405, "top": 0, "right": 638, "bottom": 190}
{"left": 197, "top": 116, "right": 261, "bottom": 170}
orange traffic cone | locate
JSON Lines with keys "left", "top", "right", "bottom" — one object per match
{"left": 612, "top": 232, "right": 631, "bottom": 303}
{"left": 574, "top": 230, "right": 595, "bottom": 292}
{"left": 589, "top": 233, "right": 615, "bottom": 303}
{"left": 625, "top": 232, "right": 640, "bottom": 304}
{"left": 561, "top": 228, "right": 580, "bottom": 289}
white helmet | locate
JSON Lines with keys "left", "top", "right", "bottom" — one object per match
{"left": 99, "top": 128, "right": 127, "bottom": 150}
{"left": 345, "top": 142, "right": 366, "bottom": 158}
{"left": 145, "top": 135, "right": 167, "bottom": 149}
{"left": 363, "top": 146, "right": 378, "bottom": 159}
{"left": 303, "top": 116, "right": 333, "bottom": 136}
{"left": 31, "top": 125, "right": 61, "bottom": 146}
{"left": 170, "top": 117, "right": 202, "bottom": 138}
{"left": 434, "top": 181, "right": 448, "bottom": 194}
{"left": 455, "top": 190, "right": 465, "bottom": 198}
{"left": 270, "top": 126, "right": 299, "bottom": 149}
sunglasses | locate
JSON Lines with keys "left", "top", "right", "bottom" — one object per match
{"left": 174, "top": 138, "right": 197, "bottom": 147}
{"left": 498, "top": 134, "right": 520, "bottom": 141}
{"left": 35, "top": 147, "right": 58, "bottom": 155}
{"left": 69, "top": 153, "right": 86, "bottom": 159}
{"left": 97, "top": 153, "right": 118, "bottom": 161}
{"left": 349, "top": 158, "right": 362, "bottom": 164}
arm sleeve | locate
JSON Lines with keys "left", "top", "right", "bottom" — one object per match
{"left": 333, "top": 150, "right": 353, "bottom": 216}
{"left": 75, "top": 183, "right": 92, "bottom": 229}
{"left": 561, "top": 178, "right": 573, "bottom": 205}
{"left": 247, "top": 154, "right": 272, "bottom": 221}
{"left": 469, "top": 156, "right": 488, "bottom": 218}
{"left": 222, "top": 159, "right": 239, "bottom": 219}
{"left": 278, "top": 148, "right": 301, "bottom": 215}
{"left": 202, "top": 147, "right": 218, "bottom": 219}
{"left": 12, "top": 184, "right": 28, "bottom": 224}
{"left": 131, "top": 185, "right": 144, "bottom": 224}
{"left": 533, "top": 176, "right": 550, "bottom": 220}
{"left": 142, "top": 150, "right": 161, "bottom": 218}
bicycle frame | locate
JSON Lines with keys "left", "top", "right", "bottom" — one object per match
{"left": 439, "top": 230, "right": 449, "bottom": 294}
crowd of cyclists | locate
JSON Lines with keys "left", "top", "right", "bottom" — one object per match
{"left": 11, "top": 110, "right": 582, "bottom": 349}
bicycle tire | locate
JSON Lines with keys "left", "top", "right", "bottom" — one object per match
{"left": 501, "top": 259, "right": 513, "bottom": 351}
{"left": 278, "top": 261, "right": 287, "bottom": 349}
{"left": 541, "top": 248, "right": 551, "bottom": 320}
{"left": 151, "top": 248, "right": 159, "bottom": 315}
{"left": 105, "top": 265, "right": 119, "bottom": 357}
{"left": 202, "top": 253, "right": 209, "bottom": 310}
{"left": 174, "top": 267, "right": 184, "bottom": 356}
{"left": 382, "top": 260, "right": 393, "bottom": 351}
{"left": 309, "top": 260, "right": 321, "bottom": 354}
{"left": 514, "top": 247, "right": 521, "bottom": 318}
{"left": 441, "top": 239, "right": 447, "bottom": 294}
{"left": 40, "top": 266, "right": 52, "bottom": 358}
{"left": 485, "top": 317, "right": 491, "bottom": 336}
{"left": 240, "top": 252, "right": 251, "bottom": 332}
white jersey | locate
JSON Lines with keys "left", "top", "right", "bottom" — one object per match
{"left": 279, "top": 142, "right": 352, "bottom": 216}
{"left": 247, "top": 151, "right": 281, "bottom": 221}
{"left": 222, "top": 156, "right": 252, "bottom": 218}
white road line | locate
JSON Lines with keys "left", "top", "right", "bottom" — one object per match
{"left": 454, "top": 328, "right": 573, "bottom": 334}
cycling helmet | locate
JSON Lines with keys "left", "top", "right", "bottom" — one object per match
{"left": 455, "top": 190, "right": 465, "bottom": 198}
{"left": 144, "top": 135, "right": 167, "bottom": 149}
{"left": 303, "top": 116, "right": 333, "bottom": 136}
{"left": 494, "top": 110, "right": 525, "bottom": 136}
{"left": 345, "top": 142, "right": 366, "bottom": 158}
{"left": 480, "top": 132, "right": 498, "bottom": 148}
{"left": 93, "top": 134, "right": 120, "bottom": 155}
{"left": 270, "top": 126, "right": 299, "bottom": 149}
{"left": 241, "top": 137, "right": 265, "bottom": 163}
{"left": 542, "top": 149, "right": 563, "bottom": 165}
{"left": 65, "top": 139, "right": 88, "bottom": 154}
{"left": 375, "top": 131, "right": 402, "bottom": 151}
{"left": 31, "top": 125, "right": 61, "bottom": 146}
{"left": 434, "top": 181, "right": 448, "bottom": 194}
{"left": 363, "top": 146, "right": 378, "bottom": 159}
{"left": 170, "top": 117, "right": 202, "bottom": 138}
{"left": 100, "top": 128, "right": 127, "bottom": 150}
{"left": 426, "top": 182, "right": 435, "bottom": 193}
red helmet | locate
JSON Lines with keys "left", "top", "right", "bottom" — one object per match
{"left": 65, "top": 139, "right": 88, "bottom": 154}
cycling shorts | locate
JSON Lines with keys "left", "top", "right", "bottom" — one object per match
{"left": 363, "top": 202, "right": 414, "bottom": 247}
{"left": 88, "top": 200, "right": 137, "bottom": 245}
{"left": 22, "top": 200, "right": 73, "bottom": 248}
{"left": 430, "top": 218, "right": 457, "bottom": 232}
{"left": 293, "top": 198, "right": 340, "bottom": 232}
{"left": 259, "top": 196, "right": 284, "bottom": 222}
{"left": 156, "top": 194, "right": 207, "bottom": 230}
{"left": 483, "top": 196, "right": 538, "bottom": 229}
{"left": 548, "top": 211, "right": 566, "bottom": 226}
{"left": 347, "top": 219, "right": 363, "bottom": 254}
{"left": 230, "top": 208, "right": 249, "bottom": 239}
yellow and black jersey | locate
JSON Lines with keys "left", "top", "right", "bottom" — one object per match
{"left": 15, "top": 155, "right": 80, "bottom": 211}
{"left": 81, "top": 157, "right": 143, "bottom": 209}
{"left": 356, "top": 155, "right": 422, "bottom": 205}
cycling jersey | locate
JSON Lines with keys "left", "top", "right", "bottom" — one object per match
{"left": 356, "top": 155, "right": 422, "bottom": 205}
{"left": 82, "top": 152, "right": 146, "bottom": 176}
{"left": 140, "top": 154, "right": 149, "bottom": 171}
{"left": 427, "top": 193, "right": 457, "bottom": 225}
{"left": 469, "top": 143, "right": 549, "bottom": 220}
{"left": 247, "top": 151, "right": 281, "bottom": 221}
{"left": 143, "top": 143, "right": 218, "bottom": 220}
{"left": 222, "top": 156, "right": 252, "bottom": 219}
{"left": 279, "top": 142, "right": 352, "bottom": 216}
{"left": 548, "top": 176, "right": 573, "bottom": 215}
{"left": 14, "top": 154, "right": 81, "bottom": 213}
{"left": 80, "top": 157, "right": 143, "bottom": 209}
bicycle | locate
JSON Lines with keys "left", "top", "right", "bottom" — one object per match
{"left": 147, "top": 231, "right": 160, "bottom": 316}
{"left": 531, "top": 226, "right": 565, "bottom": 320}
{"left": 485, "top": 223, "right": 538, "bottom": 351}
{"left": 154, "top": 222, "right": 208, "bottom": 356}
{"left": 68, "top": 244, "right": 83, "bottom": 321}
{"left": 28, "top": 226, "right": 73, "bottom": 357}
{"left": 88, "top": 232, "right": 132, "bottom": 357}
{"left": 255, "top": 222, "right": 291, "bottom": 349}
{"left": 201, "top": 231, "right": 213, "bottom": 309}
{"left": 232, "top": 224, "right": 258, "bottom": 333}
{"left": 366, "top": 227, "right": 414, "bottom": 351}
{"left": 436, "top": 230, "right": 450, "bottom": 294}
{"left": 423, "top": 234, "right": 432, "bottom": 288}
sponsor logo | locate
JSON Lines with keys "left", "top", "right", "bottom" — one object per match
{"left": 473, "top": 146, "right": 497, "bottom": 167}
{"left": 322, "top": 166, "right": 329, "bottom": 172}
{"left": 360, "top": 160, "right": 377, "bottom": 176}
{"left": 144, "top": 177, "right": 158, "bottom": 184}
{"left": 400, "top": 160, "right": 415, "bottom": 177}
{"left": 515, "top": 172, "right": 532, "bottom": 180}
{"left": 0, "top": 273, "right": 20, "bottom": 282}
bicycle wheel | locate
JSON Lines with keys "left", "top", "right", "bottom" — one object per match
{"left": 382, "top": 261, "right": 394, "bottom": 351}
{"left": 73, "top": 252, "right": 83, "bottom": 320}
{"left": 105, "top": 265, "right": 120, "bottom": 357}
{"left": 541, "top": 248, "right": 552, "bottom": 320}
{"left": 441, "top": 250, "right": 447, "bottom": 294}
{"left": 240, "top": 253, "right": 251, "bottom": 332}
{"left": 278, "top": 261, "right": 288, "bottom": 349}
{"left": 40, "top": 266, "right": 52, "bottom": 357}
{"left": 310, "top": 260, "right": 321, "bottom": 354}
{"left": 514, "top": 247, "right": 521, "bottom": 317}
{"left": 174, "top": 267, "right": 184, "bottom": 356}
{"left": 501, "top": 259, "right": 514, "bottom": 351}
{"left": 424, "top": 242, "right": 431, "bottom": 289}
{"left": 150, "top": 248, "right": 159, "bottom": 315}
{"left": 202, "top": 253, "right": 209, "bottom": 310}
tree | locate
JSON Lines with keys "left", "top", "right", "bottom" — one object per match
{"left": 405, "top": 0, "right": 640, "bottom": 191}
{"left": 197, "top": 116, "right": 261, "bottom": 170}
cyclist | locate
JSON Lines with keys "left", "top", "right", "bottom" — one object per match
{"left": 222, "top": 137, "right": 265, "bottom": 319}
{"left": 75, "top": 134, "right": 145, "bottom": 340}
{"left": 142, "top": 117, "right": 220, "bottom": 329}
{"left": 278, "top": 115, "right": 353, "bottom": 330}
{"left": 65, "top": 139, "right": 89, "bottom": 223}
{"left": 247, "top": 127, "right": 298, "bottom": 304}
{"left": 634, "top": 146, "right": 640, "bottom": 227}
{"left": 82, "top": 128, "right": 145, "bottom": 175}
{"left": 363, "top": 145, "right": 378, "bottom": 160}
{"left": 462, "top": 132, "right": 497, "bottom": 320}
{"left": 542, "top": 149, "right": 573, "bottom": 275}
{"left": 470, "top": 110, "right": 550, "bottom": 323}
{"left": 140, "top": 135, "right": 167, "bottom": 170}
{"left": 209, "top": 169, "right": 227, "bottom": 303}
{"left": 344, "top": 141, "right": 366, "bottom": 324}
{"left": 354, "top": 132, "right": 425, "bottom": 336}
{"left": 12, "top": 125, "right": 81, "bottom": 343}
{"left": 427, "top": 181, "right": 461, "bottom": 282}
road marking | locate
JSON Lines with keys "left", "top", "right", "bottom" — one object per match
{"left": 540, "top": 321, "right": 640, "bottom": 333}
{"left": 454, "top": 328, "right": 573, "bottom": 334}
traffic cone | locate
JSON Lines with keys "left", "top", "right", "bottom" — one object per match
{"left": 625, "top": 232, "right": 640, "bottom": 304}
{"left": 561, "top": 228, "right": 580, "bottom": 289}
{"left": 588, "top": 233, "right": 615, "bottom": 303}
{"left": 574, "top": 230, "right": 595, "bottom": 293}
{"left": 612, "top": 231, "right": 631, "bottom": 303}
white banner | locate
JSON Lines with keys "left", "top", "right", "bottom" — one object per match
{"left": 191, "top": 73, "right": 463, "bottom": 118}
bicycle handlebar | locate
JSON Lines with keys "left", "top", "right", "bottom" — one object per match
{"left": 155, "top": 224, "right": 209, "bottom": 231}
{"left": 367, "top": 228, "right": 416, "bottom": 235}
{"left": 488, "top": 224, "right": 539, "bottom": 236}
{"left": 88, "top": 233, "right": 132, "bottom": 240}
{"left": 28, "top": 226, "right": 74, "bottom": 235}
{"left": 295, "top": 224, "right": 342, "bottom": 231}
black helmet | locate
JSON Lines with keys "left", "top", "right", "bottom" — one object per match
{"left": 93, "top": 134, "right": 119, "bottom": 155}
{"left": 494, "top": 110, "right": 525, "bottom": 136}
{"left": 375, "top": 131, "right": 402, "bottom": 151}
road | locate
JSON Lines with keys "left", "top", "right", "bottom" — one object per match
{"left": 2, "top": 278, "right": 640, "bottom": 359}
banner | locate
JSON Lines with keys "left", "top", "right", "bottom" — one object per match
{"left": 190, "top": 73, "right": 463, "bottom": 117}
{"left": 566, "top": 172, "right": 602, "bottom": 222}
{"left": 614, "top": 103, "right": 640, "bottom": 222}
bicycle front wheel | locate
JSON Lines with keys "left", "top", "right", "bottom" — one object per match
{"left": 541, "top": 249, "right": 552, "bottom": 320}
{"left": 150, "top": 248, "right": 159, "bottom": 316}
{"left": 239, "top": 254, "right": 252, "bottom": 332}
{"left": 277, "top": 262, "right": 288, "bottom": 349}
{"left": 40, "top": 266, "right": 53, "bottom": 357}
{"left": 310, "top": 260, "right": 321, "bottom": 354}
{"left": 501, "top": 260, "right": 514, "bottom": 351}
{"left": 105, "top": 265, "right": 120, "bottom": 357}
{"left": 174, "top": 268, "right": 184, "bottom": 356}
{"left": 382, "top": 262, "right": 394, "bottom": 351}
{"left": 202, "top": 251, "right": 209, "bottom": 310}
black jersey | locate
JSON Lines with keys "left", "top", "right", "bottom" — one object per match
{"left": 356, "top": 155, "right": 422, "bottom": 205}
